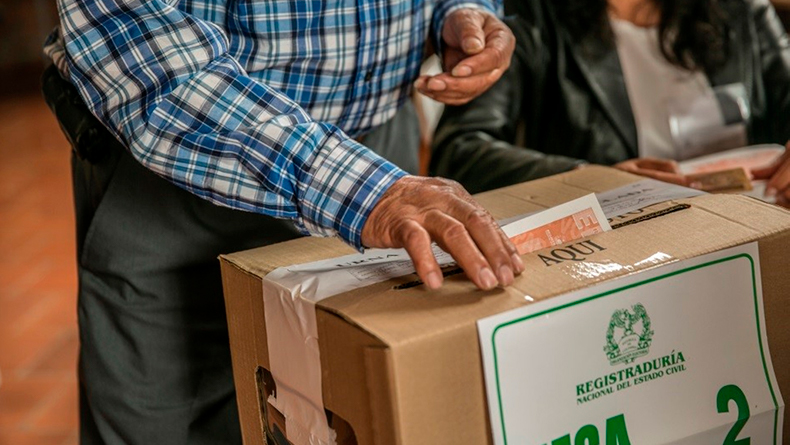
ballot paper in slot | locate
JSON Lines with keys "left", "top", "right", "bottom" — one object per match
{"left": 502, "top": 194, "right": 612, "bottom": 255}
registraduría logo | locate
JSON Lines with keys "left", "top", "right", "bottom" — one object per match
{"left": 576, "top": 302, "right": 685, "bottom": 404}
{"left": 604, "top": 303, "right": 654, "bottom": 366}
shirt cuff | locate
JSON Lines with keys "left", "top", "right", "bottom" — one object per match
{"left": 300, "top": 131, "right": 407, "bottom": 250}
{"left": 432, "top": 0, "right": 499, "bottom": 62}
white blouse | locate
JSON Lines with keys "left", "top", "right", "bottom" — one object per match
{"left": 610, "top": 17, "right": 713, "bottom": 160}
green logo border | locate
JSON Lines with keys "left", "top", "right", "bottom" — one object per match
{"left": 490, "top": 253, "right": 780, "bottom": 444}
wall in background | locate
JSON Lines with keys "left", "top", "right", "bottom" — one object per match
{"left": 0, "top": 0, "right": 59, "bottom": 97}
{"left": 773, "top": 0, "right": 790, "bottom": 30}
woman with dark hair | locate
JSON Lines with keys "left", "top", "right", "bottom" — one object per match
{"left": 430, "top": 0, "right": 790, "bottom": 203}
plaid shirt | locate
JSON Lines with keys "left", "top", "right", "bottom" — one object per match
{"left": 45, "top": 0, "right": 496, "bottom": 249}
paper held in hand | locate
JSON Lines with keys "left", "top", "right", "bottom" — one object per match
{"left": 686, "top": 167, "right": 753, "bottom": 193}
{"left": 679, "top": 144, "right": 783, "bottom": 175}
{"left": 679, "top": 144, "right": 784, "bottom": 200}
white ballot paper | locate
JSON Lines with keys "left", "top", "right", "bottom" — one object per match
{"left": 596, "top": 179, "right": 705, "bottom": 221}
{"left": 500, "top": 180, "right": 705, "bottom": 229}
{"left": 478, "top": 243, "right": 783, "bottom": 445}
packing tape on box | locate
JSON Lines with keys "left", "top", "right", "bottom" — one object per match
{"left": 262, "top": 277, "right": 336, "bottom": 445}
{"left": 262, "top": 246, "right": 455, "bottom": 445}
{"left": 259, "top": 179, "right": 704, "bottom": 444}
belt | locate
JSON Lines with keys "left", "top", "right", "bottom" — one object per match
{"left": 41, "top": 64, "right": 114, "bottom": 163}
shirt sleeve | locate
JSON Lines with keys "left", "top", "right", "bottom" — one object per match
{"left": 58, "top": 0, "right": 406, "bottom": 249}
{"left": 431, "top": 0, "right": 501, "bottom": 59}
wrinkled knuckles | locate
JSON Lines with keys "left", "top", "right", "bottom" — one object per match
{"left": 395, "top": 219, "right": 426, "bottom": 247}
{"left": 424, "top": 208, "right": 448, "bottom": 222}
{"left": 465, "top": 209, "right": 492, "bottom": 229}
{"left": 441, "top": 221, "right": 471, "bottom": 244}
{"left": 487, "top": 46, "right": 506, "bottom": 67}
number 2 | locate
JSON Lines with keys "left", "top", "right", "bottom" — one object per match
{"left": 717, "top": 384, "right": 751, "bottom": 445}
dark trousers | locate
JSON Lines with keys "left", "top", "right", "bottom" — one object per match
{"left": 68, "top": 105, "right": 418, "bottom": 443}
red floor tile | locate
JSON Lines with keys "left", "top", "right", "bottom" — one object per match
{"left": 25, "top": 329, "right": 79, "bottom": 374}
{"left": 0, "top": 93, "right": 79, "bottom": 442}
{"left": 0, "top": 324, "right": 71, "bottom": 370}
{"left": 26, "top": 379, "right": 79, "bottom": 432}
{"left": 0, "top": 372, "right": 66, "bottom": 429}
{"left": 0, "top": 431, "right": 72, "bottom": 445}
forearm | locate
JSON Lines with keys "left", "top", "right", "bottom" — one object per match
{"left": 58, "top": 0, "right": 405, "bottom": 247}
{"left": 428, "top": 45, "right": 582, "bottom": 193}
{"left": 431, "top": 131, "right": 583, "bottom": 194}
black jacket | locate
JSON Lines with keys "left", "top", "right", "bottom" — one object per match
{"left": 431, "top": 0, "right": 790, "bottom": 194}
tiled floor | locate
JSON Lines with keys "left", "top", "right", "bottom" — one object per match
{"left": 0, "top": 93, "right": 79, "bottom": 444}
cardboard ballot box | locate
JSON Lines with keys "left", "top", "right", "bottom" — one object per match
{"left": 219, "top": 166, "right": 790, "bottom": 445}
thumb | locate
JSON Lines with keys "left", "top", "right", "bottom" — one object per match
{"left": 447, "top": 10, "right": 485, "bottom": 55}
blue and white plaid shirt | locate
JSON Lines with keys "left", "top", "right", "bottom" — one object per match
{"left": 45, "top": 0, "right": 496, "bottom": 249}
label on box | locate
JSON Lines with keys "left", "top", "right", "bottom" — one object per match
{"left": 478, "top": 243, "right": 783, "bottom": 445}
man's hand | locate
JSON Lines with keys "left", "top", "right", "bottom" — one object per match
{"left": 361, "top": 176, "right": 525, "bottom": 290}
{"left": 752, "top": 143, "right": 790, "bottom": 206}
{"left": 415, "top": 9, "right": 515, "bottom": 105}
{"left": 614, "top": 158, "right": 689, "bottom": 185}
